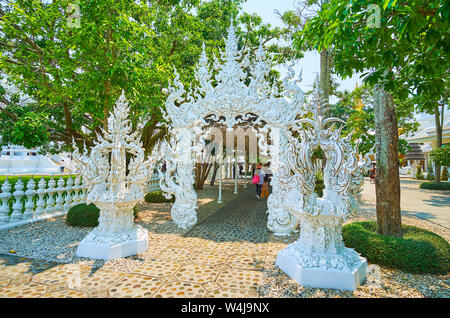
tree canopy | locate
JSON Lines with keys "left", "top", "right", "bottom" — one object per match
{"left": 0, "top": 0, "right": 298, "bottom": 154}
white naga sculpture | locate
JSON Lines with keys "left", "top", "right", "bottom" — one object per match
{"left": 276, "top": 81, "right": 373, "bottom": 290}
{"left": 161, "top": 22, "right": 306, "bottom": 234}
{"left": 72, "top": 92, "right": 158, "bottom": 260}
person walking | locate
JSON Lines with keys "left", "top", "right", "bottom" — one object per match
{"left": 238, "top": 163, "right": 243, "bottom": 179}
{"left": 253, "top": 163, "right": 265, "bottom": 199}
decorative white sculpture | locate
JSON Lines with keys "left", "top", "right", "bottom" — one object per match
{"left": 72, "top": 92, "right": 157, "bottom": 260}
{"left": 162, "top": 21, "right": 372, "bottom": 290}
{"left": 275, "top": 79, "right": 372, "bottom": 291}
{"left": 162, "top": 22, "right": 306, "bottom": 233}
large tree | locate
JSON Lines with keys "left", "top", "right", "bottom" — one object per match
{"left": 0, "top": 0, "right": 297, "bottom": 155}
{"left": 295, "top": 0, "right": 449, "bottom": 237}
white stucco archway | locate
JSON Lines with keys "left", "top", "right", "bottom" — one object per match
{"left": 158, "top": 21, "right": 374, "bottom": 291}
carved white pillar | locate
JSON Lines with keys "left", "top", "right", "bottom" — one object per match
{"left": 217, "top": 162, "right": 223, "bottom": 203}
{"left": 266, "top": 128, "right": 300, "bottom": 235}
{"left": 0, "top": 178, "right": 12, "bottom": 223}
{"left": 23, "top": 177, "right": 35, "bottom": 219}
{"left": 35, "top": 177, "right": 46, "bottom": 216}
{"left": 11, "top": 177, "right": 25, "bottom": 221}
{"left": 160, "top": 127, "right": 198, "bottom": 229}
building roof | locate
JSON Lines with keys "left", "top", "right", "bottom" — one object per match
{"left": 404, "top": 143, "right": 425, "bottom": 161}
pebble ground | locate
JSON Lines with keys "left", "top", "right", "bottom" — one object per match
{"left": 0, "top": 179, "right": 448, "bottom": 298}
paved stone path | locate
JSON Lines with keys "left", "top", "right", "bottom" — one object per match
{"left": 0, "top": 186, "right": 271, "bottom": 298}
{"left": 362, "top": 178, "right": 450, "bottom": 229}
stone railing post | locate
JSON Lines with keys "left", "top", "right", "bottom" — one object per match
{"left": 64, "top": 176, "right": 74, "bottom": 211}
{"left": 35, "top": 177, "right": 46, "bottom": 216}
{"left": 0, "top": 178, "right": 12, "bottom": 223}
{"left": 55, "top": 176, "right": 65, "bottom": 212}
{"left": 72, "top": 176, "right": 81, "bottom": 206}
{"left": 79, "top": 178, "right": 87, "bottom": 204}
{"left": 46, "top": 176, "right": 56, "bottom": 213}
{"left": 23, "top": 177, "right": 36, "bottom": 219}
{"left": 11, "top": 177, "right": 25, "bottom": 221}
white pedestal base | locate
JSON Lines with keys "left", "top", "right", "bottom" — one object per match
{"left": 276, "top": 248, "right": 368, "bottom": 291}
{"left": 76, "top": 226, "right": 148, "bottom": 260}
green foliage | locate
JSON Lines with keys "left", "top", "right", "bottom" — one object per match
{"left": 415, "top": 165, "right": 425, "bottom": 180}
{"left": 295, "top": 0, "right": 449, "bottom": 121}
{"left": 343, "top": 221, "right": 450, "bottom": 274}
{"left": 0, "top": 0, "right": 296, "bottom": 153}
{"left": 430, "top": 146, "right": 450, "bottom": 167}
{"left": 314, "top": 170, "right": 324, "bottom": 197}
{"left": 66, "top": 203, "right": 100, "bottom": 227}
{"left": 441, "top": 167, "right": 448, "bottom": 180}
{"left": 328, "top": 84, "right": 417, "bottom": 155}
{"left": 426, "top": 164, "right": 435, "bottom": 181}
{"left": 144, "top": 191, "right": 175, "bottom": 203}
{"left": 133, "top": 204, "right": 139, "bottom": 220}
{"left": 420, "top": 181, "right": 450, "bottom": 190}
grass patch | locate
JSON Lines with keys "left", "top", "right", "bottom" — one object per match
{"left": 419, "top": 182, "right": 450, "bottom": 190}
{"left": 343, "top": 221, "right": 450, "bottom": 274}
{"left": 144, "top": 191, "right": 175, "bottom": 203}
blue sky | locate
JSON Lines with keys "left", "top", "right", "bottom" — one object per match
{"left": 242, "top": 0, "right": 361, "bottom": 100}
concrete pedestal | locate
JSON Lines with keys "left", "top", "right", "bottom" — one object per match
{"left": 276, "top": 248, "right": 368, "bottom": 291}
{"left": 76, "top": 226, "right": 148, "bottom": 260}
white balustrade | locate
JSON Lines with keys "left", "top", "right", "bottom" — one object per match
{"left": 23, "top": 177, "right": 35, "bottom": 219}
{"left": 145, "top": 174, "right": 161, "bottom": 193}
{"left": 11, "top": 178, "right": 24, "bottom": 221}
{"left": 0, "top": 175, "right": 89, "bottom": 231}
{"left": 0, "top": 178, "right": 11, "bottom": 223}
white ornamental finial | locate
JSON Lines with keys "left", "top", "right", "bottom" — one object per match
{"left": 73, "top": 92, "right": 153, "bottom": 260}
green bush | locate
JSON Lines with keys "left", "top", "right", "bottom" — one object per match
{"left": 343, "top": 221, "right": 450, "bottom": 274}
{"left": 426, "top": 165, "right": 435, "bottom": 181}
{"left": 419, "top": 181, "right": 450, "bottom": 190}
{"left": 442, "top": 166, "right": 448, "bottom": 180}
{"left": 415, "top": 165, "right": 424, "bottom": 180}
{"left": 314, "top": 171, "right": 324, "bottom": 197}
{"left": 144, "top": 191, "right": 175, "bottom": 203}
{"left": 133, "top": 204, "right": 139, "bottom": 220}
{"left": 66, "top": 203, "right": 100, "bottom": 227}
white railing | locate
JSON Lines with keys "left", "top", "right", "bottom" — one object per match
{"left": 0, "top": 175, "right": 88, "bottom": 231}
{"left": 145, "top": 174, "right": 161, "bottom": 193}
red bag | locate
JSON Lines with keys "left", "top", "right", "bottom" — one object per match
{"left": 252, "top": 175, "right": 259, "bottom": 184}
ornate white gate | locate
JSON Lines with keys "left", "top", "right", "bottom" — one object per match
{"left": 160, "top": 22, "right": 373, "bottom": 290}
{"left": 159, "top": 23, "right": 307, "bottom": 235}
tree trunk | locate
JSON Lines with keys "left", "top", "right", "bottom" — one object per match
{"left": 210, "top": 162, "right": 219, "bottom": 186}
{"left": 374, "top": 88, "right": 402, "bottom": 237}
{"left": 434, "top": 104, "right": 443, "bottom": 183}
{"left": 319, "top": 49, "right": 330, "bottom": 104}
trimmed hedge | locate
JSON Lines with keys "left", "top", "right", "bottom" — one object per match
{"left": 343, "top": 221, "right": 450, "bottom": 274}
{"left": 66, "top": 203, "right": 100, "bottom": 227}
{"left": 144, "top": 191, "right": 175, "bottom": 203}
{"left": 419, "top": 182, "right": 450, "bottom": 190}
{"left": 67, "top": 203, "right": 139, "bottom": 226}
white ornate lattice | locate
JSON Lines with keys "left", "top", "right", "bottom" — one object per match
{"left": 72, "top": 92, "right": 158, "bottom": 257}
{"left": 161, "top": 22, "right": 307, "bottom": 232}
